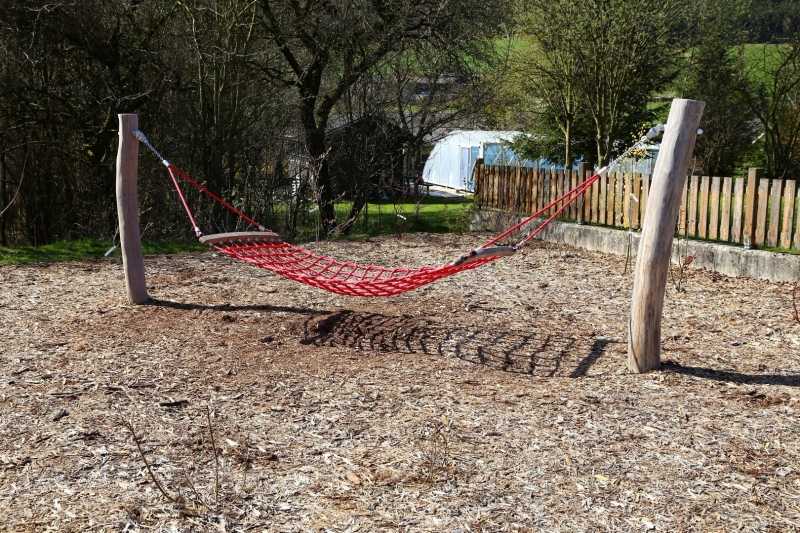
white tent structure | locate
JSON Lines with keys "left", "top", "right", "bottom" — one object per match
{"left": 421, "top": 130, "right": 529, "bottom": 191}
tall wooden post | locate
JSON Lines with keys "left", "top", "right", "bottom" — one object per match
{"left": 116, "top": 114, "right": 149, "bottom": 304}
{"left": 628, "top": 99, "right": 704, "bottom": 373}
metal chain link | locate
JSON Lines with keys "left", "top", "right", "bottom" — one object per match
{"left": 132, "top": 130, "right": 170, "bottom": 166}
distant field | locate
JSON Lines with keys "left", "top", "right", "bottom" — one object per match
{"left": 739, "top": 43, "right": 792, "bottom": 85}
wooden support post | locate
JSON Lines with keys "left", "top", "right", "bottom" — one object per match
{"left": 628, "top": 99, "right": 704, "bottom": 373}
{"left": 116, "top": 114, "right": 149, "bottom": 304}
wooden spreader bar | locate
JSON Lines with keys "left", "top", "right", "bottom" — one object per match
{"left": 199, "top": 231, "right": 281, "bottom": 247}
{"left": 449, "top": 246, "right": 517, "bottom": 266}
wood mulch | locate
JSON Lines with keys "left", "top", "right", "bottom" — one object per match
{"left": 1, "top": 233, "right": 799, "bottom": 532}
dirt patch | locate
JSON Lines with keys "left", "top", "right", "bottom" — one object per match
{"left": 1, "top": 233, "right": 799, "bottom": 532}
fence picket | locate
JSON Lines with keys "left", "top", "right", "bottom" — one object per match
{"left": 732, "top": 177, "right": 745, "bottom": 242}
{"left": 679, "top": 179, "right": 689, "bottom": 235}
{"left": 544, "top": 168, "right": 550, "bottom": 212}
{"left": 556, "top": 169, "right": 565, "bottom": 214}
{"left": 525, "top": 168, "right": 533, "bottom": 213}
{"left": 768, "top": 179, "right": 783, "bottom": 247}
{"left": 688, "top": 175, "right": 699, "bottom": 237}
{"left": 709, "top": 176, "right": 721, "bottom": 240}
{"left": 622, "top": 174, "right": 632, "bottom": 228}
{"left": 744, "top": 168, "right": 762, "bottom": 246}
{"left": 781, "top": 180, "right": 796, "bottom": 249}
{"left": 565, "top": 170, "right": 573, "bottom": 219}
{"left": 513, "top": 166, "right": 520, "bottom": 212}
{"left": 641, "top": 174, "right": 651, "bottom": 225}
{"left": 599, "top": 174, "right": 608, "bottom": 225}
{"left": 699, "top": 176, "right": 710, "bottom": 238}
{"left": 582, "top": 167, "right": 592, "bottom": 222}
{"left": 631, "top": 173, "right": 642, "bottom": 229}
{"left": 540, "top": 169, "right": 547, "bottom": 212}
{"left": 554, "top": 168, "right": 560, "bottom": 211}
{"left": 720, "top": 177, "right": 732, "bottom": 241}
{"left": 606, "top": 172, "right": 617, "bottom": 226}
{"left": 504, "top": 166, "right": 511, "bottom": 211}
{"left": 755, "top": 178, "right": 769, "bottom": 246}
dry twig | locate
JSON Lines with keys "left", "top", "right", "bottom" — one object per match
{"left": 417, "top": 420, "right": 452, "bottom": 483}
{"left": 122, "top": 417, "right": 178, "bottom": 504}
{"left": 206, "top": 405, "right": 221, "bottom": 504}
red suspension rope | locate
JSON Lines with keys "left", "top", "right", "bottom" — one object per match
{"left": 478, "top": 124, "right": 667, "bottom": 250}
{"left": 166, "top": 165, "right": 268, "bottom": 233}
{"left": 166, "top": 166, "right": 203, "bottom": 237}
{"left": 480, "top": 172, "right": 600, "bottom": 249}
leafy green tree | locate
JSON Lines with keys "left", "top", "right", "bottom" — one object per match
{"left": 514, "top": 0, "right": 690, "bottom": 168}
{"left": 512, "top": 2, "right": 586, "bottom": 168}
{"left": 681, "top": 0, "right": 755, "bottom": 176}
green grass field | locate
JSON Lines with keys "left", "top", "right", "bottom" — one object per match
{"left": 0, "top": 197, "right": 473, "bottom": 265}
{"left": 739, "top": 43, "right": 792, "bottom": 85}
{"left": 330, "top": 196, "right": 472, "bottom": 238}
{"left": 0, "top": 238, "right": 204, "bottom": 265}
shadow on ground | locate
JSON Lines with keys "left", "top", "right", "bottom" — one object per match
{"left": 299, "top": 310, "right": 615, "bottom": 377}
{"left": 148, "top": 300, "right": 799, "bottom": 386}
{"left": 663, "top": 361, "right": 800, "bottom": 387}
{"left": 147, "top": 297, "right": 322, "bottom": 316}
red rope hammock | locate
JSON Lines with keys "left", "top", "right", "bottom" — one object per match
{"left": 134, "top": 127, "right": 658, "bottom": 297}
{"left": 175, "top": 171, "right": 595, "bottom": 296}
{"left": 214, "top": 240, "right": 499, "bottom": 297}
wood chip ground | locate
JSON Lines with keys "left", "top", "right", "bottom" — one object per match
{"left": 1, "top": 233, "right": 799, "bottom": 532}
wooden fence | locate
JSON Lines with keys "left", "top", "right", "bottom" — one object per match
{"left": 474, "top": 162, "right": 800, "bottom": 251}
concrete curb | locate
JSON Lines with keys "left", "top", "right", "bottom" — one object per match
{"left": 471, "top": 210, "right": 800, "bottom": 284}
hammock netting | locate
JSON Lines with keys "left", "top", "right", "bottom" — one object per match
{"left": 133, "top": 126, "right": 662, "bottom": 297}
{"left": 215, "top": 240, "right": 500, "bottom": 297}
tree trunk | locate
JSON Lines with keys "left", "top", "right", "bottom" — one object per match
{"left": 0, "top": 149, "right": 6, "bottom": 246}
{"left": 341, "top": 195, "right": 367, "bottom": 235}
{"left": 301, "top": 103, "right": 338, "bottom": 233}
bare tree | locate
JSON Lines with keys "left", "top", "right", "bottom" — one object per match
{"left": 255, "top": 0, "right": 508, "bottom": 233}
{"left": 737, "top": 10, "right": 800, "bottom": 180}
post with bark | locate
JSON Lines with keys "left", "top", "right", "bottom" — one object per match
{"left": 628, "top": 99, "right": 704, "bottom": 373}
{"left": 116, "top": 114, "right": 149, "bottom": 304}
